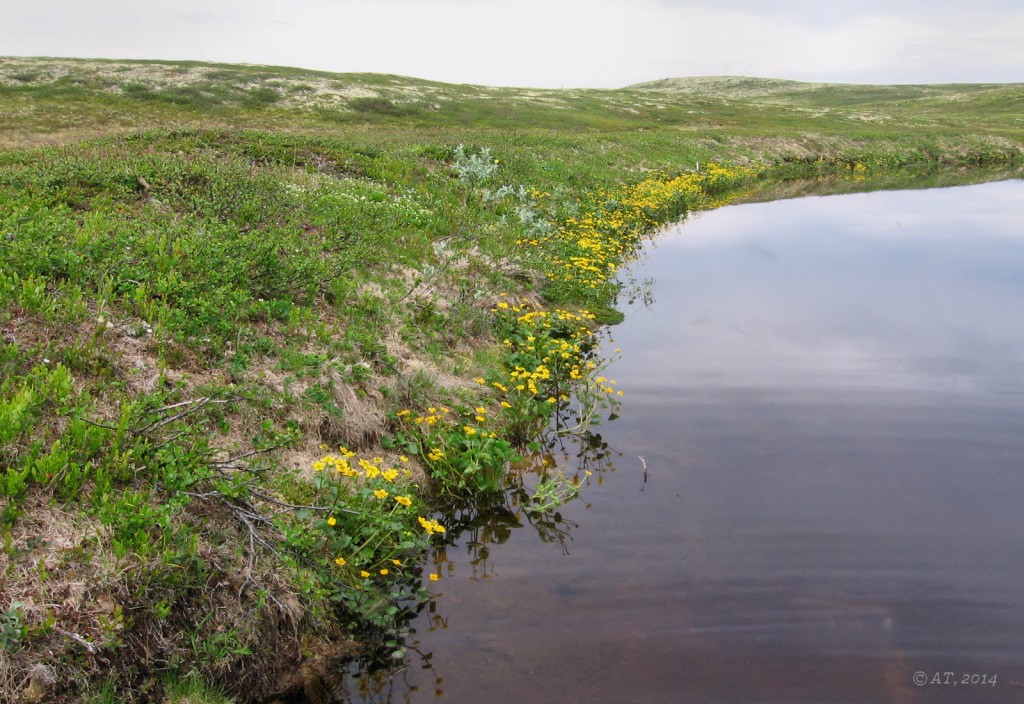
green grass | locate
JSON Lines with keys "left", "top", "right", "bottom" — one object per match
{"left": 3, "top": 57, "right": 1023, "bottom": 148}
{"left": 0, "top": 55, "right": 1021, "bottom": 703}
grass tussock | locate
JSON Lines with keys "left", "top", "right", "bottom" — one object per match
{"left": 1, "top": 57, "right": 1022, "bottom": 703}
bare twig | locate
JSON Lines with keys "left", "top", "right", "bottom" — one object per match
{"left": 58, "top": 629, "right": 97, "bottom": 654}
{"left": 133, "top": 397, "right": 236, "bottom": 436}
{"left": 248, "top": 488, "right": 359, "bottom": 517}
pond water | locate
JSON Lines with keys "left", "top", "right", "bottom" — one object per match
{"left": 357, "top": 178, "right": 1024, "bottom": 703}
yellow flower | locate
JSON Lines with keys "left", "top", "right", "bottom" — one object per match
{"left": 360, "top": 570, "right": 371, "bottom": 578}
{"left": 429, "top": 573, "right": 440, "bottom": 581}
{"left": 334, "top": 557, "right": 347, "bottom": 567}
{"left": 394, "top": 495, "right": 412, "bottom": 507}
{"left": 374, "top": 489, "right": 389, "bottom": 499}
{"left": 360, "top": 459, "right": 380, "bottom": 478}
{"left": 463, "top": 426, "right": 477, "bottom": 435}
{"left": 399, "top": 455, "right": 409, "bottom": 463}
{"left": 382, "top": 468, "right": 399, "bottom": 482}
{"left": 392, "top": 559, "right": 402, "bottom": 566}
{"left": 379, "top": 568, "right": 389, "bottom": 576}
{"left": 327, "top": 516, "right": 337, "bottom": 526}
{"left": 418, "top": 516, "right": 446, "bottom": 535}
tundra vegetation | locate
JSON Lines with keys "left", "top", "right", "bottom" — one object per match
{"left": 1, "top": 57, "right": 1022, "bottom": 702}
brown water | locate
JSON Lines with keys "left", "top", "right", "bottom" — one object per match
{"left": 357, "top": 179, "right": 1024, "bottom": 703}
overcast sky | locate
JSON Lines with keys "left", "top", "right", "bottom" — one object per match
{"left": 2, "top": 0, "right": 1022, "bottom": 88}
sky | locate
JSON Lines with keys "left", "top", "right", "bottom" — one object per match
{"left": 2, "top": 0, "right": 1023, "bottom": 88}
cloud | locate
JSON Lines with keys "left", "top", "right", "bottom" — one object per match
{"left": 2, "top": 0, "right": 1022, "bottom": 86}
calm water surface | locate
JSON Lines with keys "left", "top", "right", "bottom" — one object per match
{"left": 384, "top": 179, "right": 1024, "bottom": 703}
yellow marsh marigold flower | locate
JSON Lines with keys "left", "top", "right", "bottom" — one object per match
{"left": 392, "top": 559, "right": 402, "bottom": 566}
{"left": 334, "top": 557, "right": 347, "bottom": 567}
{"left": 463, "top": 426, "right": 477, "bottom": 435}
{"left": 313, "top": 460, "right": 326, "bottom": 472}
{"left": 360, "top": 570, "right": 371, "bottom": 578}
{"left": 382, "top": 468, "right": 399, "bottom": 482}
{"left": 429, "top": 573, "right": 440, "bottom": 581}
{"left": 374, "top": 489, "right": 389, "bottom": 499}
{"left": 394, "top": 495, "right": 412, "bottom": 507}
{"left": 418, "top": 516, "right": 445, "bottom": 535}
{"left": 379, "top": 568, "right": 389, "bottom": 576}
{"left": 399, "top": 455, "right": 409, "bottom": 463}
{"left": 359, "top": 459, "right": 380, "bottom": 478}
{"left": 327, "top": 516, "right": 337, "bottom": 526}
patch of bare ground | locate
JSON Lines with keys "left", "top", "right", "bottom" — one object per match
{"left": 0, "top": 489, "right": 358, "bottom": 703}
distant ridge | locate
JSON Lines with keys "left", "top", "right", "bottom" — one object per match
{"left": 2, "top": 57, "right": 1022, "bottom": 148}
{"left": 627, "top": 75, "right": 1024, "bottom": 101}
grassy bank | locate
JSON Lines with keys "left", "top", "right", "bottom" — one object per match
{"left": 1, "top": 57, "right": 1022, "bottom": 703}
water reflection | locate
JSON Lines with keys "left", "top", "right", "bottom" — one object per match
{"left": 622, "top": 180, "right": 1024, "bottom": 396}
{"left": 330, "top": 178, "right": 1024, "bottom": 704}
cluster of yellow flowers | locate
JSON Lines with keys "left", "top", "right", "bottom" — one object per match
{"left": 396, "top": 404, "right": 501, "bottom": 443}
{"left": 479, "top": 298, "right": 625, "bottom": 444}
{"left": 312, "top": 447, "right": 446, "bottom": 593}
{"left": 313, "top": 447, "right": 411, "bottom": 485}
{"left": 418, "top": 516, "right": 446, "bottom": 535}
{"left": 492, "top": 302, "right": 611, "bottom": 399}
{"left": 520, "top": 164, "right": 755, "bottom": 294}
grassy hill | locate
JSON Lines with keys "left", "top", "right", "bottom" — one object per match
{"left": 1, "top": 57, "right": 1022, "bottom": 704}
{"left": 3, "top": 57, "right": 1024, "bottom": 147}
{"left": 629, "top": 75, "right": 1024, "bottom": 132}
